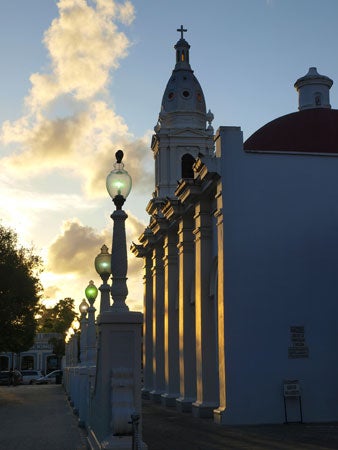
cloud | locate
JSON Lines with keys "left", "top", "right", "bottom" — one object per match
{"left": 2, "top": 101, "right": 130, "bottom": 174}
{"left": 29, "top": 0, "right": 133, "bottom": 108}
{"left": 0, "top": 0, "right": 145, "bottom": 194}
{"left": 0, "top": 0, "right": 148, "bottom": 312}
{"left": 43, "top": 285, "right": 61, "bottom": 301}
{"left": 48, "top": 212, "right": 145, "bottom": 275}
{"left": 0, "top": 172, "right": 99, "bottom": 247}
{"left": 46, "top": 214, "right": 145, "bottom": 309}
{"left": 85, "top": 133, "right": 154, "bottom": 198}
{"left": 48, "top": 218, "right": 109, "bottom": 274}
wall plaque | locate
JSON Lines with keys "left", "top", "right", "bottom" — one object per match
{"left": 288, "top": 325, "right": 309, "bottom": 358}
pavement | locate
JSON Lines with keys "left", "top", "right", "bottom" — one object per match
{"left": 2, "top": 384, "right": 338, "bottom": 450}
{"left": 0, "top": 384, "right": 86, "bottom": 450}
{"left": 142, "top": 399, "right": 338, "bottom": 450}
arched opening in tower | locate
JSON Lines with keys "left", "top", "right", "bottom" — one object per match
{"left": 181, "top": 153, "right": 195, "bottom": 179}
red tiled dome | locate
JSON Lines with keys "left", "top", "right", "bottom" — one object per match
{"left": 244, "top": 108, "right": 338, "bottom": 153}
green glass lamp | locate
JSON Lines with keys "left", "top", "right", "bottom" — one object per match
{"left": 85, "top": 280, "right": 98, "bottom": 306}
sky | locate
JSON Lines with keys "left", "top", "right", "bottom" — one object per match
{"left": 1, "top": 0, "right": 338, "bottom": 313}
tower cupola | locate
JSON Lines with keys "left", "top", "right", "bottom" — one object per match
{"left": 158, "top": 26, "right": 208, "bottom": 130}
{"left": 294, "top": 67, "right": 333, "bottom": 111}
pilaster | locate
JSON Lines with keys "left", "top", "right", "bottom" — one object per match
{"left": 150, "top": 241, "right": 165, "bottom": 402}
{"left": 176, "top": 211, "right": 196, "bottom": 412}
{"left": 131, "top": 232, "right": 155, "bottom": 399}
{"left": 192, "top": 194, "right": 219, "bottom": 418}
{"left": 142, "top": 252, "right": 153, "bottom": 398}
{"left": 161, "top": 224, "right": 180, "bottom": 406}
{"left": 213, "top": 181, "right": 227, "bottom": 424}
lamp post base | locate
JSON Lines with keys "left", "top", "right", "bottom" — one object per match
{"left": 102, "top": 435, "right": 147, "bottom": 449}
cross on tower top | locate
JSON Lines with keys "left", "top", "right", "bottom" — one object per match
{"left": 177, "top": 25, "right": 187, "bottom": 40}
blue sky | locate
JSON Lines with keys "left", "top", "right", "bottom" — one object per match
{"left": 0, "top": 0, "right": 337, "bottom": 311}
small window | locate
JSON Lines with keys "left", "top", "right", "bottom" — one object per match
{"left": 182, "top": 153, "right": 195, "bottom": 179}
{"left": 21, "top": 355, "right": 34, "bottom": 370}
{"left": 0, "top": 356, "right": 9, "bottom": 371}
{"left": 315, "top": 92, "right": 322, "bottom": 106}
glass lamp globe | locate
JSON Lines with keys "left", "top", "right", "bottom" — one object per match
{"left": 79, "top": 298, "right": 89, "bottom": 316}
{"left": 72, "top": 318, "right": 80, "bottom": 332}
{"left": 95, "top": 244, "right": 111, "bottom": 280}
{"left": 106, "top": 150, "right": 132, "bottom": 202}
{"left": 85, "top": 280, "right": 98, "bottom": 305}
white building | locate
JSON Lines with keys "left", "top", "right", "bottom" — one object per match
{"left": 0, "top": 333, "right": 62, "bottom": 373}
{"left": 132, "top": 28, "right": 338, "bottom": 425}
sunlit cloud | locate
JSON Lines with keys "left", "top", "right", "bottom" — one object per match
{"left": 0, "top": 0, "right": 151, "bottom": 194}
{"left": 0, "top": 0, "right": 148, "bottom": 312}
{"left": 0, "top": 173, "right": 98, "bottom": 246}
{"left": 45, "top": 214, "right": 145, "bottom": 310}
{"left": 29, "top": 0, "right": 133, "bottom": 108}
{"left": 0, "top": 0, "right": 154, "bottom": 200}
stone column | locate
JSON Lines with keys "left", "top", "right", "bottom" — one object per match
{"left": 142, "top": 251, "right": 154, "bottom": 398}
{"left": 161, "top": 226, "right": 180, "bottom": 406}
{"left": 176, "top": 212, "right": 197, "bottom": 412}
{"left": 192, "top": 195, "right": 219, "bottom": 418}
{"left": 150, "top": 242, "right": 165, "bottom": 402}
{"left": 213, "top": 182, "right": 227, "bottom": 424}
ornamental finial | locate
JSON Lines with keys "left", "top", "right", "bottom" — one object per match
{"left": 115, "top": 150, "right": 124, "bottom": 163}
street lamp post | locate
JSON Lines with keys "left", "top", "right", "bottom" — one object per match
{"left": 70, "top": 318, "right": 81, "bottom": 414}
{"left": 106, "top": 150, "right": 132, "bottom": 312}
{"left": 78, "top": 298, "right": 89, "bottom": 428}
{"left": 87, "top": 151, "right": 146, "bottom": 449}
{"left": 79, "top": 299, "right": 89, "bottom": 364}
{"left": 85, "top": 280, "right": 98, "bottom": 366}
{"left": 95, "top": 244, "right": 111, "bottom": 313}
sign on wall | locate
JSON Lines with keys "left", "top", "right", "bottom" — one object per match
{"left": 283, "top": 380, "right": 301, "bottom": 397}
{"left": 288, "top": 326, "right": 309, "bottom": 358}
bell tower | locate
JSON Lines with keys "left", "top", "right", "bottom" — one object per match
{"left": 149, "top": 26, "right": 215, "bottom": 209}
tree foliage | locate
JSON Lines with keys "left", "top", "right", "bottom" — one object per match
{"left": 37, "top": 298, "right": 78, "bottom": 361}
{"left": 37, "top": 297, "right": 77, "bottom": 336}
{"left": 0, "top": 224, "right": 43, "bottom": 353}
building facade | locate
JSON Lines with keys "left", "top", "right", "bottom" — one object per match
{"left": 0, "top": 333, "right": 61, "bottom": 374}
{"left": 132, "top": 29, "right": 338, "bottom": 425}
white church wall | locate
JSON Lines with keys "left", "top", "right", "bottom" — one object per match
{"left": 217, "top": 126, "right": 338, "bottom": 424}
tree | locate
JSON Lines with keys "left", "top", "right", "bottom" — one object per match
{"left": 0, "top": 224, "right": 43, "bottom": 353}
{"left": 37, "top": 298, "right": 78, "bottom": 368}
{"left": 37, "top": 298, "right": 77, "bottom": 336}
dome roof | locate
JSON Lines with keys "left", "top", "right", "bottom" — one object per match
{"left": 158, "top": 28, "right": 207, "bottom": 129}
{"left": 244, "top": 108, "right": 338, "bottom": 154}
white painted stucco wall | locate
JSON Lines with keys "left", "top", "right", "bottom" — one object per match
{"left": 216, "top": 125, "right": 338, "bottom": 424}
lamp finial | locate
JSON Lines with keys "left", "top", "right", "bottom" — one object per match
{"left": 115, "top": 150, "right": 124, "bottom": 163}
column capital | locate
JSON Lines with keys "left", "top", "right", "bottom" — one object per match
{"left": 150, "top": 214, "right": 169, "bottom": 237}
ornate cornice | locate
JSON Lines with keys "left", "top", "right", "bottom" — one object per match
{"left": 146, "top": 196, "right": 167, "bottom": 216}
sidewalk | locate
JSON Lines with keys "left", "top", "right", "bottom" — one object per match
{"left": 142, "top": 398, "right": 338, "bottom": 450}
{"left": 0, "top": 384, "right": 86, "bottom": 450}
{"left": 2, "top": 384, "right": 338, "bottom": 450}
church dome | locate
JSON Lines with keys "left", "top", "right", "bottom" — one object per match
{"left": 244, "top": 68, "right": 338, "bottom": 154}
{"left": 244, "top": 108, "right": 338, "bottom": 153}
{"left": 158, "top": 27, "right": 207, "bottom": 129}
